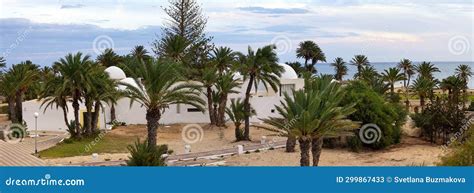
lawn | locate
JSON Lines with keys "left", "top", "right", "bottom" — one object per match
{"left": 39, "top": 127, "right": 146, "bottom": 158}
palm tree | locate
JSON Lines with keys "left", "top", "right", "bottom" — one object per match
{"left": 215, "top": 73, "right": 241, "bottom": 127}
{"left": 309, "top": 46, "right": 326, "bottom": 73}
{"left": 121, "top": 59, "right": 205, "bottom": 147}
{"left": 296, "top": 41, "right": 316, "bottom": 69}
{"left": 199, "top": 66, "right": 218, "bottom": 125}
{"left": 440, "top": 76, "right": 465, "bottom": 104}
{"left": 159, "top": 35, "right": 191, "bottom": 62}
{"left": 131, "top": 45, "right": 151, "bottom": 62}
{"left": 261, "top": 76, "right": 355, "bottom": 166}
{"left": 237, "top": 45, "right": 284, "bottom": 140}
{"left": 0, "top": 72, "right": 19, "bottom": 122}
{"left": 97, "top": 48, "right": 123, "bottom": 67}
{"left": 331, "top": 57, "right": 348, "bottom": 81}
{"left": 382, "top": 67, "right": 405, "bottom": 94}
{"left": 455, "top": 64, "right": 472, "bottom": 87}
{"left": 397, "top": 59, "right": 414, "bottom": 108}
{"left": 226, "top": 99, "right": 255, "bottom": 141}
{"left": 411, "top": 77, "right": 437, "bottom": 111}
{"left": 53, "top": 52, "right": 94, "bottom": 138}
{"left": 0, "top": 57, "right": 5, "bottom": 69}
{"left": 415, "top": 61, "right": 440, "bottom": 80}
{"left": 350, "top": 55, "right": 370, "bottom": 78}
{"left": 285, "top": 62, "right": 304, "bottom": 78}
{"left": 9, "top": 62, "right": 39, "bottom": 123}
{"left": 211, "top": 47, "right": 235, "bottom": 73}
{"left": 40, "top": 74, "right": 72, "bottom": 134}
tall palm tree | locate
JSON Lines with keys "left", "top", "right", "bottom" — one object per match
{"left": 382, "top": 67, "right": 405, "bottom": 94}
{"left": 350, "top": 55, "right": 370, "bottom": 78}
{"left": 455, "top": 64, "right": 472, "bottom": 87}
{"left": 296, "top": 41, "right": 325, "bottom": 73}
{"left": 9, "top": 62, "right": 39, "bottom": 123}
{"left": 40, "top": 74, "right": 71, "bottom": 131}
{"left": 0, "top": 57, "right": 5, "bottom": 69}
{"left": 415, "top": 61, "right": 440, "bottom": 80}
{"left": 211, "top": 46, "right": 235, "bottom": 73}
{"left": 309, "top": 46, "right": 326, "bottom": 73}
{"left": 411, "top": 77, "right": 437, "bottom": 111}
{"left": 121, "top": 59, "right": 205, "bottom": 147}
{"left": 97, "top": 48, "right": 123, "bottom": 67}
{"left": 131, "top": 45, "right": 151, "bottom": 62}
{"left": 53, "top": 52, "right": 93, "bottom": 138}
{"left": 440, "top": 76, "right": 465, "bottom": 104}
{"left": 215, "top": 73, "right": 241, "bottom": 127}
{"left": 331, "top": 57, "right": 348, "bottom": 81}
{"left": 199, "top": 66, "right": 218, "bottom": 125}
{"left": 0, "top": 72, "right": 19, "bottom": 122}
{"left": 226, "top": 99, "right": 255, "bottom": 141}
{"left": 159, "top": 35, "right": 191, "bottom": 62}
{"left": 261, "top": 76, "right": 355, "bottom": 166}
{"left": 397, "top": 59, "right": 414, "bottom": 108}
{"left": 237, "top": 45, "right": 284, "bottom": 140}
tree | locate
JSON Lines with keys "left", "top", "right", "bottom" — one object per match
{"left": 215, "top": 72, "right": 241, "bottom": 127}
{"left": 0, "top": 57, "right": 5, "bottom": 69}
{"left": 261, "top": 76, "right": 355, "bottom": 166}
{"left": 397, "top": 59, "right": 414, "bottom": 108}
{"left": 9, "top": 62, "right": 39, "bottom": 123}
{"left": 0, "top": 72, "right": 19, "bottom": 122}
{"left": 411, "top": 77, "right": 437, "bottom": 111}
{"left": 53, "top": 52, "right": 94, "bottom": 138}
{"left": 382, "top": 67, "right": 405, "bottom": 94}
{"left": 440, "top": 76, "right": 465, "bottom": 104}
{"left": 350, "top": 55, "right": 370, "bottom": 78}
{"left": 153, "top": 0, "right": 211, "bottom": 57}
{"left": 455, "top": 64, "right": 472, "bottom": 88}
{"left": 121, "top": 59, "right": 205, "bottom": 147}
{"left": 40, "top": 74, "right": 72, "bottom": 134}
{"left": 211, "top": 46, "right": 235, "bottom": 73}
{"left": 331, "top": 57, "right": 348, "bottom": 81}
{"left": 237, "top": 45, "right": 283, "bottom": 140}
{"left": 226, "top": 99, "right": 255, "bottom": 141}
{"left": 415, "top": 61, "right": 440, "bottom": 80}
{"left": 285, "top": 62, "right": 304, "bottom": 78}
{"left": 97, "top": 48, "right": 122, "bottom": 67}
{"left": 296, "top": 41, "right": 324, "bottom": 73}
{"left": 157, "top": 35, "right": 191, "bottom": 62}
{"left": 131, "top": 45, "right": 152, "bottom": 62}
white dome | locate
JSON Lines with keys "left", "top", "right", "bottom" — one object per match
{"left": 279, "top": 63, "right": 298, "bottom": 79}
{"left": 105, "top": 66, "right": 126, "bottom": 80}
{"left": 118, "top": 78, "right": 140, "bottom": 91}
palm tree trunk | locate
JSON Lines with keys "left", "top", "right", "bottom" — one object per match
{"left": 420, "top": 96, "right": 425, "bottom": 111}
{"left": 7, "top": 97, "right": 17, "bottom": 123}
{"left": 15, "top": 91, "right": 23, "bottom": 123}
{"left": 61, "top": 105, "right": 70, "bottom": 129}
{"left": 235, "top": 123, "right": 243, "bottom": 141}
{"left": 299, "top": 137, "right": 311, "bottom": 166}
{"left": 311, "top": 137, "right": 324, "bottom": 166}
{"left": 206, "top": 86, "right": 216, "bottom": 125}
{"left": 72, "top": 91, "right": 82, "bottom": 138}
{"left": 217, "top": 94, "right": 227, "bottom": 127}
{"left": 110, "top": 103, "right": 116, "bottom": 123}
{"left": 91, "top": 101, "right": 101, "bottom": 134}
{"left": 390, "top": 84, "right": 395, "bottom": 94}
{"left": 286, "top": 135, "right": 296, "bottom": 152}
{"left": 85, "top": 98, "right": 93, "bottom": 136}
{"left": 146, "top": 108, "right": 161, "bottom": 147}
{"left": 243, "top": 75, "right": 255, "bottom": 141}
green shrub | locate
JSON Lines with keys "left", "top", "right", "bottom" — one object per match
{"left": 347, "top": 136, "right": 362, "bottom": 152}
{"left": 342, "top": 81, "right": 407, "bottom": 149}
{"left": 126, "top": 139, "right": 168, "bottom": 166}
{"left": 0, "top": 105, "right": 8, "bottom": 114}
{"left": 439, "top": 130, "right": 474, "bottom": 166}
{"left": 468, "top": 100, "right": 474, "bottom": 111}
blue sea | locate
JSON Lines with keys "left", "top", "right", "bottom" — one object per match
{"left": 314, "top": 61, "right": 474, "bottom": 88}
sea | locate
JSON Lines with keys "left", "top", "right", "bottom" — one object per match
{"left": 314, "top": 61, "right": 474, "bottom": 88}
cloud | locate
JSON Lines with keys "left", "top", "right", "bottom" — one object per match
{"left": 60, "top": 4, "right": 85, "bottom": 9}
{"left": 238, "top": 6, "right": 309, "bottom": 14}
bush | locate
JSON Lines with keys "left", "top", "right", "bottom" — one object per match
{"left": 126, "top": 139, "right": 168, "bottom": 166}
{"left": 342, "top": 81, "right": 407, "bottom": 149}
{"left": 438, "top": 130, "right": 474, "bottom": 166}
{"left": 467, "top": 100, "right": 474, "bottom": 111}
{"left": 0, "top": 105, "right": 8, "bottom": 114}
{"left": 347, "top": 136, "right": 362, "bottom": 152}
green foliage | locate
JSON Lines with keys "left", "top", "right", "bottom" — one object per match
{"left": 347, "top": 136, "right": 363, "bottom": 152}
{"left": 342, "top": 81, "right": 407, "bottom": 149}
{"left": 127, "top": 139, "right": 168, "bottom": 166}
{"left": 439, "top": 130, "right": 474, "bottom": 166}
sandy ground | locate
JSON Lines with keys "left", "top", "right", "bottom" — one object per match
{"left": 44, "top": 124, "right": 445, "bottom": 166}
{"left": 225, "top": 137, "right": 446, "bottom": 166}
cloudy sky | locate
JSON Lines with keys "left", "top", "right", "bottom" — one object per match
{"left": 0, "top": 0, "right": 473, "bottom": 66}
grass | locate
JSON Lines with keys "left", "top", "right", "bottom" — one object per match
{"left": 39, "top": 131, "right": 144, "bottom": 158}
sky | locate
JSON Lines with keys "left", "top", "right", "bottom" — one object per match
{"left": 0, "top": 0, "right": 473, "bottom": 67}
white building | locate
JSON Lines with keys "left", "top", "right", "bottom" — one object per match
{"left": 22, "top": 63, "right": 304, "bottom": 132}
